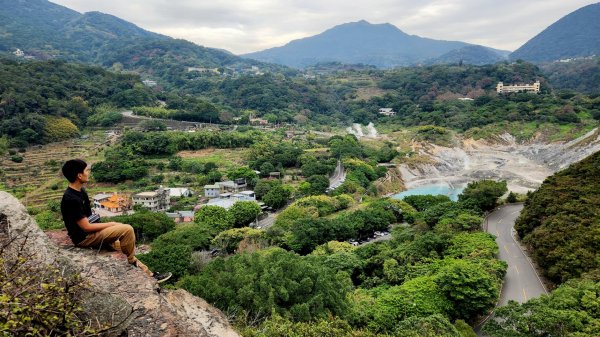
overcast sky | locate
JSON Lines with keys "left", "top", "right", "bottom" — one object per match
{"left": 50, "top": 0, "right": 598, "bottom": 54}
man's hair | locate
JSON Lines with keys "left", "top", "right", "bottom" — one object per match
{"left": 62, "top": 159, "right": 87, "bottom": 183}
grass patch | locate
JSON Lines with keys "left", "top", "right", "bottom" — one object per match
{"left": 177, "top": 148, "right": 247, "bottom": 170}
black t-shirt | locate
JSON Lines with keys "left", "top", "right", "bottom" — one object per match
{"left": 60, "top": 187, "right": 92, "bottom": 245}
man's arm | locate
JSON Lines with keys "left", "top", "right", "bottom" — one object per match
{"left": 76, "top": 218, "right": 125, "bottom": 232}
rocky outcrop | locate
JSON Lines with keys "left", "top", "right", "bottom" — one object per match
{"left": 0, "top": 191, "right": 240, "bottom": 337}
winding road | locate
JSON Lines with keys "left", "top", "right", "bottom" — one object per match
{"left": 328, "top": 160, "right": 346, "bottom": 190}
{"left": 475, "top": 203, "right": 548, "bottom": 335}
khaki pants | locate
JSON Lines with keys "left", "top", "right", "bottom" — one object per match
{"left": 78, "top": 224, "right": 152, "bottom": 276}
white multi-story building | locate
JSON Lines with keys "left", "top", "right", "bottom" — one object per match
{"left": 132, "top": 187, "right": 170, "bottom": 211}
{"left": 496, "top": 81, "right": 540, "bottom": 94}
{"left": 378, "top": 108, "right": 396, "bottom": 116}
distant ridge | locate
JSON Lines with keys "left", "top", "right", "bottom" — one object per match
{"left": 0, "top": 0, "right": 167, "bottom": 61}
{"left": 427, "top": 45, "right": 509, "bottom": 66}
{"left": 510, "top": 3, "right": 600, "bottom": 62}
{"left": 242, "top": 20, "right": 506, "bottom": 69}
{"left": 0, "top": 0, "right": 272, "bottom": 81}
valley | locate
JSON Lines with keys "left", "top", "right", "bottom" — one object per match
{"left": 1, "top": 1, "right": 600, "bottom": 336}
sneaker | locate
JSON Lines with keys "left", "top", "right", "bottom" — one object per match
{"left": 153, "top": 272, "right": 172, "bottom": 283}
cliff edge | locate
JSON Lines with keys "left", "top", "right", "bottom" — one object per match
{"left": 0, "top": 191, "right": 240, "bottom": 337}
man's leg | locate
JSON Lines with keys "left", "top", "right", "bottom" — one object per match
{"left": 78, "top": 224, "right": 152, "bottom": 276}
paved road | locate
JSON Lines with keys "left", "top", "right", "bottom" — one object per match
{"left": 476, "top": 204, "right": 548, "bottom": 335}
{"left": 329, "top": 160, "right": 346, "bottom": 189}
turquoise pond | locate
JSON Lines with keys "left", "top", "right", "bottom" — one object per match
{"left": 392, "top": 184, "right": 465, "bottom": 202}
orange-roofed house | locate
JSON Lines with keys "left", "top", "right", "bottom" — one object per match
{"left": 99, "top": 194, "right": 131, "bottom": 213}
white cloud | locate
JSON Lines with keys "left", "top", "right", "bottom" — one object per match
{"left": 50, "top": 0, "right": 598, "bottom": 54}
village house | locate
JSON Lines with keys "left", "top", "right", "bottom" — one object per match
{"left": 165, "top": 210, "right": 195, "bottom": 223}
{"left": 204, "top": 184, "right": 221, "bottom": 198}
{"left": 132, "top": 187, "right": 170, "bottom": 212}
{"left": 167, "top": 187, "right": 194, "bottom": 198}
{"left": 203, "top": 179, "right": 248, "bottom": 198}
{"left": 92, "top": 193, "right": 131, "bottom": 213}
{"left": 219, "top": 179, "right": 248, "bottom": 193}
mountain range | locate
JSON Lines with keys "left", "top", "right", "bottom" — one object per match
{"left": 242, "top": 20, "right": 509, "bottom": 68}
{"left": 1, "top": 0, "right": 599, "bottom": 71}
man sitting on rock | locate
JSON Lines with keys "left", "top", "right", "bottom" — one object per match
{"left": 60, "top": 159, "right": 171, "bottom": 283}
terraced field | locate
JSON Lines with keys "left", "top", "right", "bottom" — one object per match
{"left": 0, "top": 132, "right": 110, "bottom": 209}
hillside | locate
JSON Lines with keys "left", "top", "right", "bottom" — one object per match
{"left": 243, "top": 20, "right": 478, "bottom": 68}
{"left": 515, "top": 150, "right": 600, "bottom": 284}
{"left": 0, "top": 0, "right": 166, "bottom": 61}
{"left": 541, "top": 56, "right": 600, "bottom": 94}
{"left": 510, "top": 3, "right": 600, "bottom": 62}
{"left": 0, "top": 58, "right": 156, "bottom": 146}
{"left": 427, "top": 45, "right": 508, "bottom": 66}
{"left": 0, "top": 0, "right": 273, "bottom": 84}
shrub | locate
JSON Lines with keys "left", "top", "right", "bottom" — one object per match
{"left": 1, "top": 235, "right": 95, "bottom": 335}
{"left": 10, "top": 155, "right": 23, "bottom": 163}
{"left": 43, "top": 116, "right": 80, "bottom": 142}
{"left": 107, "top": 210, "right": 175, "bottom": 242}
{"left": 137, "top": 244, "right": 192, "bottom": 282}
{"left": 212, "top": 227, "right": 265, "bottom": 254}
{"left": 294, "top": 195, "right": 341, "bottom": 216}
{"left": 152, "top": 223, "right": 214, "bottom": 251}
{"left": 34, "top": 210, "right": 63, "bottom": 230}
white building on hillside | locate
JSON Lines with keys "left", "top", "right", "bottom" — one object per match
{"left": 167, "top": 187, "right": 193, "bottom": 198}
{"left": 496, "top": 81, "right": 540, "bottom": 94}
{"left": 132, "top": 187, "right": 170, "bottom": 212}
{"left": 378, "top": 108, "right": 396, "bottom": 116}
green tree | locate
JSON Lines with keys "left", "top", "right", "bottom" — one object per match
{"left": 195, "top": 205, "right": 234, "bottom": 232}
{"left": 434, "top": 213, "right": 483, "bottom": 233}
{"left": 370, "top": 276, "right": 452, "bottom": 332}
{"left": 263, "top": 184, "right": 291, "bottom": 210}
{"left": 483, "top": 278, "right": 600, "bottom": 337}
{"left": 152, "top": 223, "right": 215, "bottom": 251}
{"left": 107, "top": 210, "right": 175, "bottom": 242}
{"left": 255, "top": 179, "right": 277, "bottom": 199}
{"left": 435, "top": 259, "right": 501, "bottom": 320}
{"left": 228, "top": 166, "right": 259, "bottom": 188}
{"left": 458, "top": 180, "right": 507, "bottom": 212}
{"left": 229, "top": 201, "right": 262, "bottom": 227}
{"left": 444, "top": 232, "right": 498, "bottom": 260}
{"left": 211, "top": 227, "right": 265, "bottom": 254}
{"left": 139, "top": 119, "right": 167, "bottom": 131}
{"left": 137, "top": 244, "right": 192, "bottom": 283}
{"left": 0, "top": 136, "right": 8, "bottom": 155}
{"left": 394, "top": 315, "right": 463, "bottom": 337}
{"left": 403, "top": 195, "right": 452, "bottom": 212}
{"left": 306, "top": 175, "right": 330, "bottom": 195}
{"left": 177, "top": 248, "right": 351, "bottom": 323}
